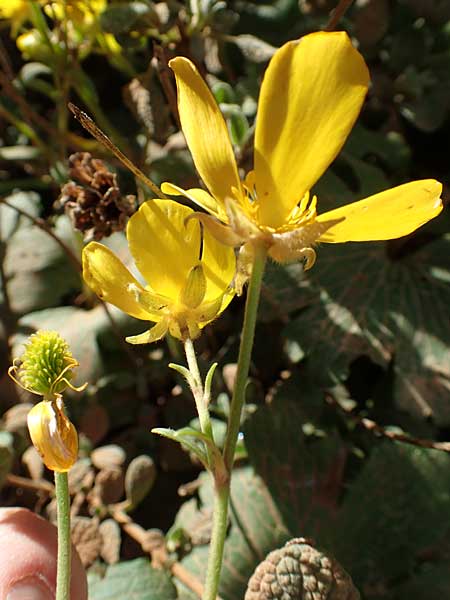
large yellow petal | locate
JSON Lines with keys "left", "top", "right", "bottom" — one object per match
{"left": 254, "top": 31, "right": 369, "bottom": 229}
{"left": 317, "top": 180, "right": 443, "bottom": 243}
{"left": 169, "top": 57, "right": 241, "bottom": 208}
{"left": 127, "top": 200, "right": 201, "bottom": 301}
{"left": 201, "top": 227, "right": 237, "bottom": 303}
{"left": 82, "top": 242, "right": 150, "bottom": 320}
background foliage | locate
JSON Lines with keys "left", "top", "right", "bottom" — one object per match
{"left": 1, "top": 1, "right": 450, "bottom": 598}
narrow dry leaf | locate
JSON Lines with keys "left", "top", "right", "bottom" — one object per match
{"left": 91, "top": 444, "right": 126, "bottom": 470}
{"left": 125, "top": 455, "right": 156, "bottom": 509}
{"left": 3, "top": 403, "right": 33, "bottom": 432}
{"left": 93, "top": 467, "right": 125, "bottom": 505}
{"left": 21, "top": 445, "right": 44, "bottom": 481}
{"left": 79, "top": 404, "right": 110, "bottom": 445}
{"left": 71, "top": 516, "right": 102, "bottom": 567}
{"left": 68, "top": 458, "right": 94, "bottom": 494}
{"left": 99, "top": 518, "right": 121, "bottom": 564}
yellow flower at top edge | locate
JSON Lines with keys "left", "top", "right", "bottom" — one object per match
{"left": 82, "top": 199, "right": 236, "bottom": 344}
{"left": 0, "top": 0, "right": 33, "bottom": 35}
{"left": 43, "top": 0, "right": 106, "bottom": 28}
{"left": 0, "top": 0, "right": 106, "bottom": 36}
{"left": 161, "top": 31, "right": 443, "bottom": 272}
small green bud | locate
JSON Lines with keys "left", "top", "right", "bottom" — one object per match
{"left": 9, "top": 330, "right": 83, "bottom": 397}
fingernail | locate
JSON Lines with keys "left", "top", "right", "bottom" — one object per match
{"left": 6, "top": 576, "right": 54, "bottom": 600}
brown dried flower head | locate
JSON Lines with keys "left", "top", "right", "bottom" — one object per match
{"left": 245, "top": 538, "right": 360, "bottom": 600}
{"left": 59, "top": 152, "right": 136, "bottom": 241}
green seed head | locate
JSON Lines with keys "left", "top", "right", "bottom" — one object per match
{"left": 11, "top": 331, "right": 78, "bottom": 396}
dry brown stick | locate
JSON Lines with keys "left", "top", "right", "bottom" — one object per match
{"left": 152, "top": 43, "right": 181, "bottom": 130}
{"left": 326, "top": 393, "right": 450, "bottom": 452}
{"left": 324, "top": 0, "right": 355, "bottom": 31}
{"left": 6, "top": 473, "right": 55, "bottom": 494}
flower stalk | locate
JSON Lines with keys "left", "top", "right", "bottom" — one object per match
{"left": 203, "top": 242, "right": 267, "bottom": 600}
{"left": 55, "top": 470, "right": 71, "bottom": 600}
{"left": 183, "top": 337, "right": 215, "bottom": 468}
{"left": 8, "top": 331, "right": 85, "bottom": 600}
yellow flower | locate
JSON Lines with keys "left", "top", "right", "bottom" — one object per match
{"left": 43, "top": 0, "right": 106, "bottom": 28}
{"left": 28, "top": 397, "right": 78, "bottom": 472}
{"left": 0, "top": 0, "right": 33, "bottom": 35}
{"left": 161, "top": 31, "right": 443, "bottom": 271}
{"left": 82, "top": 199, "right": 236, "bottom": 343}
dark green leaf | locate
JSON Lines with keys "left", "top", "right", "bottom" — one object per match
{"left": 176, "top": 468, "right": 289, "bottom": 600}
{"left": 333, "top": 443, "right": 450, "bottom": 590}
{"left": 88, "top": 557, "right": 177, "bottom": 600}
{"left": 283, "top": 236, "right": 450, "bottom": 425}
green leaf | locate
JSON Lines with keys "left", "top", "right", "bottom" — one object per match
{"left": 244, "top": 397, "right": 339, "bottom": 539}
{"left": 88, "top": 558, "right": 177, "bottom": 600}
{"left": 227, "top": 111, "right": 249, "bottom": 147}
{"left": 152, "top": 427, "right": 209, "bottom": 468}
{"left": 393, "top": 564, "right": 450, "bottom": 599}
{"left": 333, "top": 443, "right": 450, "bottom": 590}
{"left": 176, "top": 467, "right": 289, "bottom": 600}
{"left": 100, "top": 2, "right": 157, "bottom": 35}
{"left": 283, "top": 235, "right": 450, "bottom": 425}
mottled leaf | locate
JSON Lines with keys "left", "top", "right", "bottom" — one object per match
{"left": 176, "top": 467, "right": 289, "bottom": 600}
{"left": 88, "top": 557, "right": 177, "bottom": 600}
{"left": 333, "top": 443, "right": 450, "bottom": 591}
{"left": 283, "top": 236, "right": 450, "bottom": 424}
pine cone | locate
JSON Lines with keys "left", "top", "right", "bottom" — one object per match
{"left": 245, "top": 538, "right": 360, "bottom": 600}
{"left": 59, "top": 152, "right": 136, "bottom": 241}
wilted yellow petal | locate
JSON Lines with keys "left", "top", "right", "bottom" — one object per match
{"left": 82, "top": 242, "right": 150, "bottom": 320}
{"left": 126, "top": 320, "right": 169, "bottom": 345}
{"left": 127, "top": 200, "right": 202, "bottom": 301}
{"left": 27, "top": 399, "right": 78, "bottom": 472}
{"left": 254, "top": 31, "right": 369, "bottom": 228}
{"left": 317, "top": 180, "right": 443, "bottom": 243}
{"left": 169, "top": 57, "right": 241, "bottom": 207}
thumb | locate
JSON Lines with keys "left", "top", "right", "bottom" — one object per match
{"left": 0, "top": 508, "right": 87, "bottom": 600}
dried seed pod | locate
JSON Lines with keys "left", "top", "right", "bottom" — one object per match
{"left": 245, "top": 538, "right": 360, "bottom": 600}
{"left": 59, "top": 152, "right": 136, "bottom": 241}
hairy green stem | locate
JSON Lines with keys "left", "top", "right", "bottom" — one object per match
{"left": 203, "top": 243, "right": 267, "bottom": 600}
{"left": 55, "top": 471, "right": 71, "bottom": 600}
{"left": 184, "top": 337, "right": 214, "bottom": 467}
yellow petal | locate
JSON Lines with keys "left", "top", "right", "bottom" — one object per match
{"left": 27, "top": 399, "right": 78, "bottom": 472}
{"left": 126, "top": 320, "right": 169, "bottom": 345}
{"left": 127, "top": 200, "right": 201, "bottom": 301}
{"left": 161, "top": 182, "right": 227, "bottom": 222}
{"left": 201, "top": 226, "right": 237, "bottom": 303}
{"left": 317, "top": 180, "right": 443, "bottom": 243}
{"left": 254, "top": 31, "right": 369, "bottom": 228}
{"left": 82, "top": 242, "right": 150, "bottom": 320}
{"left": 169, "top": 57, "right": 241, "bottom": 207}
